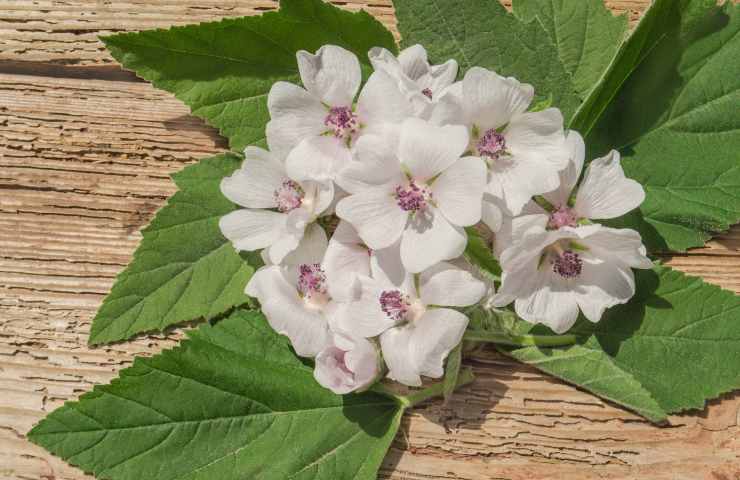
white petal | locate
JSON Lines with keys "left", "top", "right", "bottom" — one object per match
{"left": 462, "top": 67, "right": 534, "bottom": 130}
{"left": 410, "top": 308, "right": 468, "bottom": 379}
{"left": 314, "top": 334, "right": 379, "bottom": 394}
{"left": 575, "top": 150, "right": 646, "bottom": 219}
{"left": 514, "top": 270, "right": 580, "bottom": 334}
{"left": 380, "top": 326, "right": 420, "bottom": 386}
{"left": 296, "top": 45, "right": 361, "bottom": 107}
{"left": 335, "top": 189, "right": 407, "bottom": 250}
{"left": 323, "top": 237, "right": 371, "bottom": 302}
{"left": 504, "top": 108, "right": 568, "bottom": 167}
{"left": 543, "top": 130, "right": 585, "bottom": 208}
{"left": 420, "top": 262, "right": 486, "bottom": 307}
{"left": 399, "top": 118, "right": 469, "bottom": 182}
{"left": 494, "top": 212, "right": 549, "bottom": 258}
{"left": 219, "top": 209, "right": 285, "bottom": 251}
{"left": 220, "top": 156, "right": 285, "bottom": 209}
{"left": 575, "top": 259, "right": 636, "bottom": 323}
{"left": 400, "top": 208, "right": 467, "bottom": 273}
{"left": 286, "top": 135, "right": 351, "bottom": 183}
{"left": 357, "top": 70, "right": 414, "bottom": 128}
{"left": 370, "top": 242, "right": 410, "bottom": 290}
{"left": 432, "top": 156, "right": 486, "bottom": 226}
{"left": 334, "top": 276, "right": 397, "bottom": 338}
{"left": 331, "top": 220, "right": 362, "bottom": 244}
{"left": 343, "top": 335, "right": 380, "bottom": 390}
{"left": 266, "top": 82, "right": 326, "bottom": 158}
{"left": 302, "top": 180, "right": 335, "bottom": 218}
{"left": 482, "top": 194, "right": 505, "bottom": 233}
{"left": 490, "top": 157, "right": 561, "bottom": 215}
{"left": 429, "top": 81, "right": 464, "bottom": 126}
{"left": 368, "top": 47, "right": 403, "bottom": 77}
{"left": 425, "top": 59, "right": 458, "bottom": 93}
{"left": 579, "top": 226, "right": 653, "bottom": 269}
{"left": 280, "top": 222, "right": 328, "bottom": 266}
{"left": 397, "top": 44, "right": 430, "bottom": 80}
{"left": 247, "top": 266, "right": 330, "bottom": 357}
{"left": 336, "top": 133, "right": 402, "bottom": 193}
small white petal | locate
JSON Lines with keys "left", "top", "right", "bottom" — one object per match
{"left": 514, "top": 269, "right": 580, "bottom": 334}
{"left": 296, "top": 45, "right": 361, "bottom": 107}
{"left": 280, "top": 222, "right": 328, "bottom": 266}
{"left": 357, "top": 70, "right": 415, "bottom": 128}
{"left": 397, "top": 44, "right": 430, "bottom": 80}
{"left": 494, "top": 213, "right": 549, "bottom": 258}
{"left": 504, "top": 108, "right": 568, "bottom": 168}
{"left": 400, "top": 208, "right": 467, "bottom": 273}
{"left": 462, "top": 67, "right": 534, "bottom": 130}
{"left": 380, "top": 326, "right": 420, "bottom": 386}
{"left": 337, "top": 133, "right": 403, "bottom": 193}
{"left": 266, "top": 82, "right": 326, "bottom": 157}
{"left": 336, "top": 189, "right": 407, "bottom": 250}
{"left": 286, "top": 136, "right": 351, "bottom": 183}
{"left": 314, "top": 334, "right": 379, "bottom": 394}
{"left": 432, "top": 156, "right": 487, "bottom": 226}
{"left": 575, "top": 150, "right": 646, "bottom": 220}
{"left": 370, "top": 242, "right": 411, "bottom": 290}
{"left": 219, "top": 209, "right": 285, "bottom": 252}
{"left": 543, "top": 130, "right": 585, "bottom": 208}
{"left": 425, "top": 59, "right": 458, "bottom": 93}
{"left": 420, "top": 262, "right": 486, "bottom": 307}
{"left": 489, "top": 157, "right": 561, "bottom": 215}
{"left": 399, "top": 118, "right": 469, "bottom": 182}
{"left": 220, "top": 154, "right": 285, "bottom": 209}
{"left": 575, "top": 259, "right": 636, "bottom": 323}
{"left": 334, "top": 276, "right": 398, "bottom": 338}
{"left": 409, "top": 308, "right": 469, "bottom": 379}
{"left": 482, "top": 194, "right": 505, "bottom": 234}
{"left": 578, "top": 226, "right": 653, "bottom": 269}
{"left": 323, "top": 236, "right": 370, "bottom": 302}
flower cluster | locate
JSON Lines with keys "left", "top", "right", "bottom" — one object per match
{"left": 220, "top": 44, "right": 651, "bottom": 394}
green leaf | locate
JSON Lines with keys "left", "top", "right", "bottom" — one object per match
{"left": 507, "top": 344, "right": 667, "bottom": 422}
{"left": 392, "top": 0, "right": 581, "bottom": 120}
{"left": 509, "top": 264, "right": 740, "bottom": 417}
{"left": 89, "top": 154, "right": 255, "bottom": 345}
{"left": 572, "top": 0, "right": 740, "bottom": 252}
{"left": 512, "top": 0, "right": 628, "bottom": 99}
{"left": 442, "top": 342, "right": 462, "bottom": 403}
{"left": 30, "top": 310, "right": 404, "bottom": 480}
{"left": 102, "top": 0, "right": 396, "bottom": 152}
{"left": 463, "top": 227, "right": 501, "bottom": 282}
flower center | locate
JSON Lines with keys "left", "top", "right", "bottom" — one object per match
{"left": 379, "top": 290, "right": 411, "bottom": 322}
{"left": 421, "top": 88, "right": 433, "bottom": 99}
{"left": 274, "top": 180, "right": 304, "bottom": 213}
{"left": 477, "top": 128, "right": 506, "bottom": 159}
{"left": 552, "top": 250, "right": 583, "bottom": 279}
{"left": 324, "top": 106, "right": 359, "bottom": 140}
{"left": 297, "top": 263, "right": 328, "bottom": 299}
{"left": 548, "top": 206, "right": 578, "bottom": 229}
{"left": 395, "top": 180, "right": 432, "bottom": 212}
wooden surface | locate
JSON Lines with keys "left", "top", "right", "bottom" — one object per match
{"left": 1, "top": 1, "right": 739, "bottom": 479}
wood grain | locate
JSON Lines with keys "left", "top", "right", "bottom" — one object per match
{"left": 1, "top": 1, "right": 739, "bottom": 479}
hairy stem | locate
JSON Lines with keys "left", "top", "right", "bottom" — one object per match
{"left": 464, "top": 330, "right": 577, "bottom": 347}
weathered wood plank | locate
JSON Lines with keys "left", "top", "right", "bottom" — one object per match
{"left": 1, "top": 1, "right": 740, "bottom": 479}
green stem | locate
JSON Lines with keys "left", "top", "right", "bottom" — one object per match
{"left": 464, "top": 330, "right": 577, "bottom": 347}
{"left": 375, "top": 368, "right": 476, "bottom": 408}
{"left": 533, "top": 195, "right": 556, "bottom": 212}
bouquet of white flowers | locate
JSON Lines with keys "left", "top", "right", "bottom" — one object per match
{"left": 27, "top": 1, "right": 740, "bottom": 479}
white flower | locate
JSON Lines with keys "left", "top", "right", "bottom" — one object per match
{"left": 369, "top": 44, "right": 457, "bottom": 118}
{"left": 266, "top": 45, "right": 413, "bottom": 186}
{"left": 432, "top": 67, "right": 569, "bottom": 226}
{"left": 314, "top": 333, "right": 380, "bottom": 394}
{"left": 219, "top": 147, "right": 332, "bottom": 265}
{"left": 335, "top": 117, "right": 487, "bottom": 273}
{"left": 335, "top": 260, "right": 485, "bottom": 387}
{"left": 245, "top": 262, "right": 335, "bottom": 357}
{"left": 493, "top": 220, "right": 652, "bottom": 333}
{"left": 540, "top": 130, "right": 646, "bottom": 228}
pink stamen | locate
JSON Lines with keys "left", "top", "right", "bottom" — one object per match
{"left": 324, "top": 106, "right": 359, "bottom": 139}
{"left": 297, "top": 263, "right": 328, "bottom": 298}
{"left": 395, "top": 180, "right": 432, "bottom": 212}
{"left": 380, "top": 290, "right": 410, "bottom": 322}
{"left": 273, "top": 180, "right": 304, "bottom": 213}
{"left": 548, "top": 206, "right": 578, "bottom": 229}
{"left": 421, "top": 88, "right": 433, "bottom": 99}
{"left": 477, "top": 128, "right": 506, "bottom": 159}
{"left": 552, "top": 250, "right": 583, "bottom": 279}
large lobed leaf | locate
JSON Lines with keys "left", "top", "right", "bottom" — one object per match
{"left": 31, "top": 310, "right": 404, "bottom": 480}
{"left": 508, "top": 264, "right": 740, "bottom": 418}
{"left": 102, "top": 0, "right": 397, "bottom": 152}
{"left": 573, "top": 0, "right": 740, "bottom": 252}
{"left": 392, "top": 0, "right": 582, "bottom": 120}
{"left": 88, "top": 154, "right": 254, "bottom": 345}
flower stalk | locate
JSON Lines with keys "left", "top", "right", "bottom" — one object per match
{"left": 463, "top": 330, "right": 577, "bottom": 347}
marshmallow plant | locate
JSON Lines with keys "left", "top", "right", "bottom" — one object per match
{"left": 31, "top": 2, "right": 740, "bottom": 480}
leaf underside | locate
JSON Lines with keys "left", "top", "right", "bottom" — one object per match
{"left": 31, "top": 311, "right": 404, "bottom": 480}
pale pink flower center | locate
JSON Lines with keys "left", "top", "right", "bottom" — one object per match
{"left": 324, "top": 106, "right": 359, "bottom": 139}
{"left": 548, "top": 206, "right": 578, "bottom": 229}
{"left": 297, "top": 263, "right": 328, "bottom": 298}
{"left": 395, "top": 180, "right": 432, "bottom": 212}
{"left": 477, "top": 129, "right": 506, "bottom": 159}
{"left": 552, "top": 250, "right": 583, "bottom": 279}
{"left": 421, "top": 88, "right": 433, "bottom": 99}
{"left": 380, "top": 290, "right": 411, "bottom": 322}
{"left": 327, "top": 347, "right": 354, "bottom": 376}
{"left": 274, "top": 180, "right": 304, "bottom": 213}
